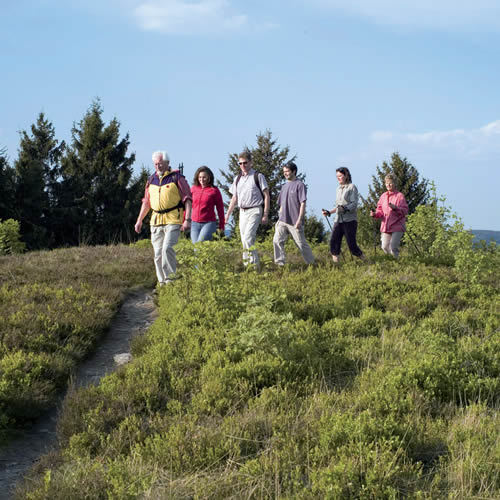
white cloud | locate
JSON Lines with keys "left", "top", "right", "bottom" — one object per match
{"left": 132, "top": 0, "right": 248, "bottom": 34}
{"left": 314, "top": 0, "right": 500, "bottom": 32}
{"left": 481, "top": 121, "right": 500, "bottom": 135}
{"left": 370, "top": 120, "right": 500, "bottom": 157}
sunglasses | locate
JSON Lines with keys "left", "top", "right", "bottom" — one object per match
{"left": 238, "top": 161, "right": 249, "bottom": 165}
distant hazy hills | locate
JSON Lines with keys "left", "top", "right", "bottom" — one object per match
{"left": 471, "top": 230, "right": 500, "bottom": 244}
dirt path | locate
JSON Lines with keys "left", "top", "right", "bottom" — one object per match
{"left": 0, "top": 289, "right": 157, "bottom": 499}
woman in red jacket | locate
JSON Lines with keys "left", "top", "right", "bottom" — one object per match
{"left": 370, "top": 174, "right": 408, "bottom": 258}
{"left": 190, "top": 166, "right": 225, "bottom": 243}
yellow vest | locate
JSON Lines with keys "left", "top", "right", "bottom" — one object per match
{"left": 148, "top": 171, "right": 184, "bottom": 225}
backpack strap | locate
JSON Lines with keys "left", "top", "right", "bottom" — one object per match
{"left": 235, "top": 171, "right": 265, "bottom": 202}
{"left": 148, "top": 170, "right": 185, "bottom": 213}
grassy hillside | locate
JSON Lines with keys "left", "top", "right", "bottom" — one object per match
{"left": 13, "top": 237, "right": 499, "bottom": 499}
{"left": 0, "top": 244, "right": 156, "bottom": 441}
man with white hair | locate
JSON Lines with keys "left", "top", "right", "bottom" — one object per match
{"left": 135, "top": 151, "right": 192, "bottom": 285}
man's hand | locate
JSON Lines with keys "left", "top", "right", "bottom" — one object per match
{"left": 262, "top": 213, "right": 269, "bottom": 224}
{"left": 134, "top": 220, "right": 142, "bottom": 233}
{"left": 294, "top": 219, "right": 303, "bottom": 230}
{"left": 181, "top": 220, "right": 191, "bottom": 232}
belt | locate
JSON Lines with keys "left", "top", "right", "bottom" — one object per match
{"left": 240, "top": 205, "right": 263, "bottom": 210}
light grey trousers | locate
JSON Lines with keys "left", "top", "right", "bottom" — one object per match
{"left": 151, "top": 224, "right": 181, "bottom": 283}
{"left": 273, "top": 221, "right": 315, "bottom": 265}
{"left": 381, "top": 231, "right": 404, "bottom": 258}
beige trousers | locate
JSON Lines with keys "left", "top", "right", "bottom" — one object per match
{"left": 273, "top": 221, "right": 315, "bottom": 265}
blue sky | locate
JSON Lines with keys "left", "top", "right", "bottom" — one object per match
{"left": 2, "top": 0, "right": 500, "bottom": 230}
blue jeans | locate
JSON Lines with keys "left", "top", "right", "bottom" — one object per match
{"left": 191, "top": 221, "right": 217, "bottom": 243}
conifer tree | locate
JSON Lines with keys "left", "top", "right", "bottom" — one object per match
{"left": 304, "top": 214, "right": 326, "bottom": 243}
{"left": 13, "top": 113, "right": 65, "bottom": 249}
{"left": 0, "top": 148, "right": 16, "bottom": 221}
{"left": 218, "top": 130, "right": 297, "bottom": 237}
{"left": 60, "top": 99, "right": 135, "bottom": 245}
{"left": 127, "top": 166, "right": 151, "bottom": 239}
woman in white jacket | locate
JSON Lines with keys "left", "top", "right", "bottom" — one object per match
{"left": 322, "top": 167, "right": 365, "bottom": 263}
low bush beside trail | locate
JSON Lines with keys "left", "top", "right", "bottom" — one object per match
{"left": 0, "top": 244, "right": 155, "bottom": 440}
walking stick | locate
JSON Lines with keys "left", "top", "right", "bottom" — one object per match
{"left": 323, "top": 212, "right": 332, "bottom": 231}
{"left": 404, "top": 228, "right": 421, "bottom": 255}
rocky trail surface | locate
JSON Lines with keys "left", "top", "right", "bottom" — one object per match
{"left": 0, "top": 289, "right": 157, "bottom": 499}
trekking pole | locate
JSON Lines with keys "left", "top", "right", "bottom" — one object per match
{"left": 322, "top": 211, "right": 332, "bottom": 231}
{"left": 405, "top": 229, "right": 421, "bottom": 255}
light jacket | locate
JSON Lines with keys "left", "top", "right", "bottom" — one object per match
{"left": 191, "top": 185, "right": 225, "bottom": 230}
{"left": 335, "top": 183, "right": 359, "bottom": 223}
{"left": 373, "top": 190, "right": 408, "bottom": 233}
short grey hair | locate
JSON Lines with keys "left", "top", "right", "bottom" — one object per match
{"left": 152, "top": 151, "right": 170, "bottom": 163}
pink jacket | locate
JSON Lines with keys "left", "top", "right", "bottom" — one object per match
{"left": 373, "top": 191, "right": 408, "bottom": 233}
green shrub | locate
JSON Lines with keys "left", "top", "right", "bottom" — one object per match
{"left": 0, "top": 219, "right": 25, "bottom": 255}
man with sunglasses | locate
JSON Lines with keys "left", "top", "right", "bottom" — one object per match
{"left": 225, "top": 151, "right": 270, "bottom": 267}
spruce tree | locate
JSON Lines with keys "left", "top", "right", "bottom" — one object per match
{"left": 13, "top": 113, "right": 65, "bottom": 249}
{"left": 218, "top": 130, "right": 297, "bottom": 237}
{"left": 127, "top": 166, "right": 151, "bottom": 239}
{"left": 60, "top": 99, "right": 135, "bottom": 245}
{"left": 0, "top": 148, "right": 16, "bottom": 221}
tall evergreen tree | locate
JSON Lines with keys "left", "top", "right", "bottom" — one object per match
{"left": 60, "top": 99, "right": 135, "bottom": 245}
{"left": 218, "top": 130, "right": 297, "bottom": 237}
{"left": 363, "top": 152, "right": 430, "bottom": 214}
{"left": 127, "top": 166, "right": 150, "bottom": 240}
{"left": 13, "top": 113, "right": 65, "bottom": 249}
{"left": 0, "top": 148, "right": 16, "bottom": 221}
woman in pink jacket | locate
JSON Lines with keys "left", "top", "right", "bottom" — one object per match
{"left": 190, "top": 166, "right": 225, "bottom": 243}
{"left": 370, "top": 174, "right": 408, "bottom": 258}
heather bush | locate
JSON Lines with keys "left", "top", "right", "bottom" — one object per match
{"left": 15, "top": 233, "right": 500, "bottom": 499}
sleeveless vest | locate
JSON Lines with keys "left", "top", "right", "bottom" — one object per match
{"left": 148, "top": 171, "right": 184, "bottom": 225}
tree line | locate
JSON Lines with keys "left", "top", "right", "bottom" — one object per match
{"left": 0, "top": 100, "right": 430, "bottom": 251}
{"left": 0, "top": 100, "right": 147, "bottom": 250}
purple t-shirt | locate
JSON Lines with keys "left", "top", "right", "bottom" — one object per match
{"left": 278, "top": 179, "right": 307, "bottom": 225}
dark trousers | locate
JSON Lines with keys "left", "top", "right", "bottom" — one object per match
{"left": 329, "top": 220, "right": 363, "bottom": 257}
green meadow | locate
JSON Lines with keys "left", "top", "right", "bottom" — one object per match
{"left": 1, "top": 233, "right": 496, "bottom": 499}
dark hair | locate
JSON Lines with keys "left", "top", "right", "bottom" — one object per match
{"left": 284, "top": 161, "right": 298, "bottom": 175}
{"left": 193, "top": 166, "right": 215, "bottom": 187}
{"left": 336, "top": 167, "right": 352, "bottom": 184}
{"left": 238, "top": 151, "right": 252, "bottom": 162}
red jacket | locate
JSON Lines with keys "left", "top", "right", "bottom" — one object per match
{"left": 190, "top": 185, "right": 225, "bottom": 230}
{"left": 373, "top": 190, "right": 408, "bottom": 233}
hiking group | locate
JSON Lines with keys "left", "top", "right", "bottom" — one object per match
{"left": 135, "top": 150, "right": 409, "bottom": 286}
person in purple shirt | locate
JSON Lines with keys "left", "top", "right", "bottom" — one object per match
{"left": 273, "top": 162, "right": 315, "bottom": 266}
